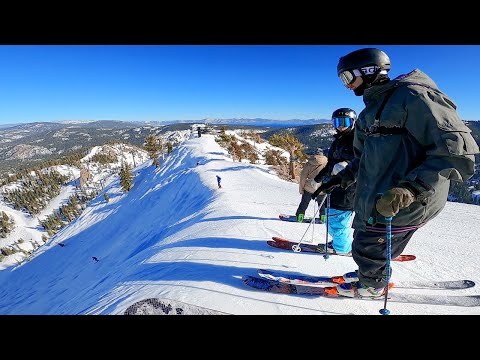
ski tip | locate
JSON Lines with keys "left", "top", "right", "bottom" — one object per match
{"left": 393, "top": 254, "right": 416, "bottom": 261}
{"left": 464, "top": 280, "right": 476, "bottom": 288}
{"left": 242, "top": 275, "right": 261, "bottom": 283}
{"left": 242, "top": 275, "right": 268, "bottom": 289}
{"left": 241, "top": 275, "right": 252, "bottom": 285}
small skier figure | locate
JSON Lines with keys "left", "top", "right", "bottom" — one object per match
{"left": 216, "top": 175, "right": 222, "bottom": 189}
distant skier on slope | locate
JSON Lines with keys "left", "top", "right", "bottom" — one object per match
{"left": 216, "top": 175, "right": 222, "bottom": 189}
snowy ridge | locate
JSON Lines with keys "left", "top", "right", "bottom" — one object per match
{"left": 0, "top": 133, "right": 478, "bottom": 315}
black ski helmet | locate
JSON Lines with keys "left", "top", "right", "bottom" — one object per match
{"left": 331, "top": 108, "right": 357, "bottom": 129}
{"left": 337, "top": 48, "right": 391, "bottom": 85}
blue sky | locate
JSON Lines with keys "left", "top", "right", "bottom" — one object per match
{"left": 0, "top": 45, "right": 479, "bottom": 125}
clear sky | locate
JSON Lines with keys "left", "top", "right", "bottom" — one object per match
{"left": 0, "top": 45, "right": 479, "bottom": 125}
{"left": 0, "top": 131, "right": 478, "bottom": 315}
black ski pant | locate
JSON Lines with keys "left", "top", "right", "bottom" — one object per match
{"left": 352, "top": 228, "right": 417, "bottom": 288}
{"left": 295, "top": 191, "right": 326, "bottom": 218}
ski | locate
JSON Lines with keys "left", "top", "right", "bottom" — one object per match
{"left": 269, "top": 236, "right": 416, "bottom": 262}
{"left": 242, "top": 275, "right": 480, "bottom": 307}
{"left": 279, "top": 214, "right": 323, "bottom": 224}
{"left": 257, "top": 269, "right": 476, "bottom": 290}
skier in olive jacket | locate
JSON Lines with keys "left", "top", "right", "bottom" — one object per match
{"left": 314, "top": 48, "right": 479, "bottom": 298}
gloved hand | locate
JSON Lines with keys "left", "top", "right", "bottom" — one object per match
{"left": 376, "top": 187, "right": 416, "bottom": 217}
{"left": 311, "top": 175, "right": 342, "bottom": 199}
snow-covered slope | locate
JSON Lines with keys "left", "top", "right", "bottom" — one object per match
{"left": 0, "top": 134, "right": 478, "bottom": 315}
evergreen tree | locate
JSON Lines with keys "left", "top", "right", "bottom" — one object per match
{"left": 145, "top": 134, "right": 160, "bottom": 168}
{"left": 0, "top": 211, "right": 13, "bottom": 238}
{"left": 119, "top": 162, "right": 133, "bottom": 192}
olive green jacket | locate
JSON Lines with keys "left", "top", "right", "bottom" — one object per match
{"left": 344, "top": 69, "right": 479, "bottom": 230}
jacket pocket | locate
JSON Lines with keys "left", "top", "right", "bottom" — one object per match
{"left": 440, "top": 130, "right": 479, "bottom": 156}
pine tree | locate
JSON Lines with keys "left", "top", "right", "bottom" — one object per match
{"left": 0, "top": 211, "right": 13, "bottom": 238}
{"left": 119, "top": 162, "right": 133, "bottom": 192}
{"left": 145, "top": 134, "right": 160, "bottom": 168}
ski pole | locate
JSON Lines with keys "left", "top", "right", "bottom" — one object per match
{"left": 379, "top": 215, "right": 393, "bottom": 315}
{"left": 310, "top": 200, "right": 317, "bottom": 243}
{"left": 292, "top": 193, "right": 328, "bottom": 252}
{"left": 322, "top": 192, "right": 331, "bottom": 260}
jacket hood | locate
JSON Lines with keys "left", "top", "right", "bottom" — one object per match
{"left": 308, "top": 154, "right": 327, "bottom": 166}
{"left": 364, "top": 69, "right": 439, "bottom": 102}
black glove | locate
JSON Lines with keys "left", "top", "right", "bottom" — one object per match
{"left": 311, "top": 175, "right": 342, "bottom": 199}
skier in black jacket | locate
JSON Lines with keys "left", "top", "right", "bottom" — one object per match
{"left": 312, "top": 108, "right": 357, "bottom": 255}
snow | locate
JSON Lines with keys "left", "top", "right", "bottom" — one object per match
{"left": 0, "top": 133, "right": 478, "bottom": 315}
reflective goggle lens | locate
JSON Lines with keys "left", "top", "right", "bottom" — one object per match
{"left": 339, "top": 69, "right": 362, "bottom": 86}
{"left": 332, "top": 117, "right": 353, "bottom": 128}
{"left": 339, "top": 70, "right": 355, "bottom": 86}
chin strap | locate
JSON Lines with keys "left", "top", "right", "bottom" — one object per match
{"left": 355, "top": 73, "right": 390, "bottom": 96}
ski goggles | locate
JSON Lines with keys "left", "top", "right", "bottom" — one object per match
{"left": 339, "top": 69, "right": 362, "bottom": 86}
{"left": 339, "top": 66, "right": 380, "bottom": 86}
{"left": 332, "top": 117, "right": 354, "bottom": 128}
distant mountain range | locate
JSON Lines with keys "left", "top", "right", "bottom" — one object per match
{"left": 1, "top": 118, "right": 331, "bottom": 130}
{"left": 161, "top": 118, "right": 331, "bottom": 127}
{"left": 1, "top": 118, "right": 478, "bottom": 178}
{"left": 0, "top": 118, "right": 328, "bottom": 175}
{"left": 0, "top": 120, "right": 194, "bottom": 176}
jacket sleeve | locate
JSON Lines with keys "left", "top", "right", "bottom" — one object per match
{"left": 399, "top": 87, "right": 479, "bottom": 201}
{"left": 335, "top": 127, "right": 364, "bottom": 189}
{"left": 299, "top": 165, "right": 308, "bottom": 192}
{"left": 313, "top": 166, "right": 328, "bottom": 183}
